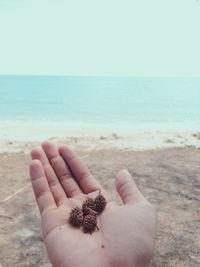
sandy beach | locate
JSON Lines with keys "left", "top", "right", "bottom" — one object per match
{"left": 0, "top": 132, "right": 200, "bottom": 267}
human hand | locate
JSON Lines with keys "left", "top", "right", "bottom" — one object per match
{"left": 30, "top": 141, "right": 156, "bottom": 267}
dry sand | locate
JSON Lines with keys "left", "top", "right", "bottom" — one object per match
{"left": 0, "top": 139, "right": 200, "bottom": 267}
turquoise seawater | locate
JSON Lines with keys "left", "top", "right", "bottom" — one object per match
{"left": 0, "top": 76, "right": 200, "bottom": 130}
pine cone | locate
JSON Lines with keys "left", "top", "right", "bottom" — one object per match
{"left": 82, "top": 198, "right": 96, "bottom": 216}
{"left": 69, "top": 207, "right": 83, "bottom": 227}
{"left": 82, "top": 214, "right": 99, "bottom": 233}
{"left": 95, "top": 191, "right": 106, "bottom": 213}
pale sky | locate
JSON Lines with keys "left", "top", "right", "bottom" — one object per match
{"left": 0, "top": 0, "right": 199, "bottom": 76}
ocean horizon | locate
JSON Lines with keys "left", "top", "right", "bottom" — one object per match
{"left": 0, "top": 76, "right": 200, "bottom": 134}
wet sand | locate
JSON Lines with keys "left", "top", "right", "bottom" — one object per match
{"left": 0, "top": 142, "right": 200, "bottom": 267}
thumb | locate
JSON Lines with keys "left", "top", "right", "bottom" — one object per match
{"left": 115, "top": 169, "right": 144, "bottom": 204}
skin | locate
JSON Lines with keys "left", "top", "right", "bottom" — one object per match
{"left": 29, "top": 141, "right": 157, "bottom": 267}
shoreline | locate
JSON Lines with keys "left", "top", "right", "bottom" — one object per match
{"left": 0, "top": 119, "right": 200, "bottom": 153}
{"left": 0, "top": 123, "right": 200, "bottom": 153}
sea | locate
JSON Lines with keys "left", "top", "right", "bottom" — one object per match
{"left": 0, "top": 76, "right": 200, "bottom": 135}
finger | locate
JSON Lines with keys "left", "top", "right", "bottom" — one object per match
{"left": 30, "top": 160, "right": 56, "bottom": 214}
{"left": 31, "top": 147, "right": 67, "bottom": 205}
{"left": 42, "top": 141, "right": 82, "bottom": 197}
{"left": 31, "top": 147, "right": 49, "bottom": 164}
{"left": 115, "top": 169, "right": 144, "bottom": 204}
{"left": 59, "top": 145, "right": 101, "bottom": 194}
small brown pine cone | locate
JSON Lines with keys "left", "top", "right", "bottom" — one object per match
{"left": 82, "top": 214, "right": 99, "bottom": 233}
{"left": 95, "top": 191, "right": 106, "bottom": 213}
{"left": 82, "top": 198, "right": 96, "bottom": 216}
{"left": 69, "top": 207, "right": 83, "bottom": 227}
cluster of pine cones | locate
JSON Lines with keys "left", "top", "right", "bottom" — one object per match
{"left": 69, "top": 191, "right": 106, "bottom": 233}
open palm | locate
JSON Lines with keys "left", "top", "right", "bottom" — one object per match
{"left": 30, "top": 141, "right": 156, "bottom": 267}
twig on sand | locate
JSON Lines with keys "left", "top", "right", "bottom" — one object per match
{"left": 0, "top": 214, "right": 13, "bottom": 219}
{"left": 81, "top": 154, "right": 89, "bottom": 159}
{"left": 0, "top": 184, "right": 31, "bottom": 205}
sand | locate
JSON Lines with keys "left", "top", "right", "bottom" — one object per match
{"left": 0, "top": 136, "right": 200, "bottom": 267}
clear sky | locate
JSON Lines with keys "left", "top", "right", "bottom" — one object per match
{"left": 0, "top": 0, "right": 199, "bottom": 76}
